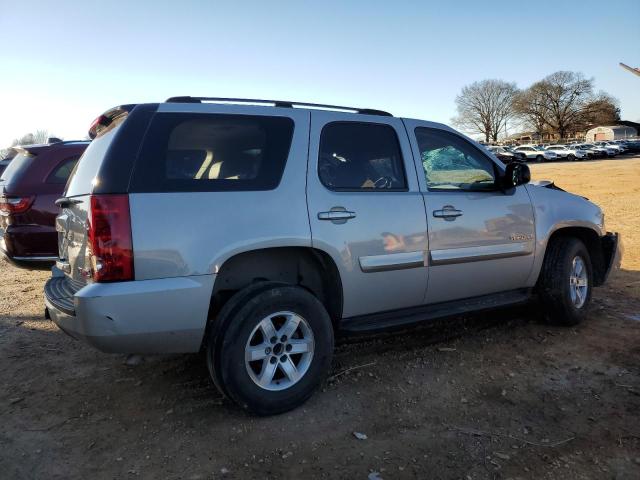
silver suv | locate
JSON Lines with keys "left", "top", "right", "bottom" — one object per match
{"left": 45, "top": 97, "right": 621, "bottom": 415}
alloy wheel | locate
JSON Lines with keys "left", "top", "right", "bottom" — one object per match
{"left": 569, "top": 256, "right": 589, "bottom": 308}
{"left": 245, "top": 311, "right": 315, "bottom": 391}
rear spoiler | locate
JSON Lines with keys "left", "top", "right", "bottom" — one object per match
{"left": 10, "top": 146, "right": 39, "bottom": 156}
{"left": 88, "top": 104, "right": 137, "bottom": 140}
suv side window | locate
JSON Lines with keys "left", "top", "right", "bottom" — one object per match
{"left": 414, "top": 127, "right": 497, "bottom": 191}
{"left": 319, "top": 122, "right": 407, "bottom": 191}
{"left": 132, "top": 114, "right": 294, "bottom": 192}
{"left": 47, "top": 156, "right": 80, "bottom": 184}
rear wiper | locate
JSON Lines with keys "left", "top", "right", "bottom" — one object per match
{"left": 55, "top": 197, "right": 82, "bottom": 208}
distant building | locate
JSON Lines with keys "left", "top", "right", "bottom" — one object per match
{"left": 585, "top": 125, "right": 637, "bottom": 141}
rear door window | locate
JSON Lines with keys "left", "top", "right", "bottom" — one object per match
{"left": 46, "top": 156, "right": 80, "bottom": 184}
{"left": 131, "top": 114, "right": 294, "bottom": 192}
{"left": 318, "top": 122, "right": 407, "bottom": 191}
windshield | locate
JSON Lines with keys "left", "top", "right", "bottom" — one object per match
{"left": 0, "top": 152, "right": 34, "bottom": 183}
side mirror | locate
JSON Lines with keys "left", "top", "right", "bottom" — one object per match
{"left": 502, "top": 161, "right": 530, "bottom": 189}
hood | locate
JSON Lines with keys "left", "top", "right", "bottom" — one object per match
{"left": 529, "top": 180, "right": 566, "bottom": 192}
{"left": 529, "top": 180, "right": 593, "bottom": 201}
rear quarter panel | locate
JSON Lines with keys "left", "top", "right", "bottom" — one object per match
{"left": 129, "top": 106, "right": 312, "bottom": 279}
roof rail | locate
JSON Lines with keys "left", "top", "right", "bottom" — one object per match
{"left": 165, "top": 96, "right": 392, "bottom": 117}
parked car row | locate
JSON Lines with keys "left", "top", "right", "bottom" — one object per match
{"left": 1, "top": 98, "right": 623, "bottom": 415}
{"left": 483, "top": 138, "right": 639, "bottom": 163}
{"left": 513, "top": 145, "right": 558, "bottom": 162}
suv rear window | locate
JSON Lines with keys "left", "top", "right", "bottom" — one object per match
{"left": 131, "top": 114, "right": 294, "bottom": 192}
{"left": 0, "top": 152, "right": 34, "bottom": 184}
{"left": 65, "top": 118, "right": 127, "bottom": 197}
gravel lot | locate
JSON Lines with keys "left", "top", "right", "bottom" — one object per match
{"left": 1, "top": 155, "right": 639, "bottom": 479}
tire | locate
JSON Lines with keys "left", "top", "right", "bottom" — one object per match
{"left": 536, "top": 155, "right": 544, "bottom": 163}
{"left": 537, "top": 237, "right": 593, "bottom": 326}
{"left": 206, "top": 281, "right": 287, "bottom": 397}
{"left": 567, "top": 154, "right": 576, "bottom": 161}
{"left": 208, "top": 284, "right": 334, "bottom": 415}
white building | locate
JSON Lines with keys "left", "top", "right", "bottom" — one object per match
{"left": 585, "top": 125, "right": 637, "bottom": 141}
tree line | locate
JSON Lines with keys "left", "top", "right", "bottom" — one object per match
{"left": 452, "top": 71, "right": 620, "bottom": 142}
{"left": 0, "top": 130, "right": 53, "bottom": 159}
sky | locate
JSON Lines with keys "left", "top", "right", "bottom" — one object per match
{"left": 0, "top": 0, "right": 638, "bottom": 145}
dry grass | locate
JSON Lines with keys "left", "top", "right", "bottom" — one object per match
{"left": 0, "top": 156, "right": 639, "bottom": 479}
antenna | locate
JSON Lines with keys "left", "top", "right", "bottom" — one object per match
{"left": 620, "top": 63, "right": 640, "bottom": 77}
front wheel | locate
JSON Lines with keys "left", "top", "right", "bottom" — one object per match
{"left": 536, "top": 155, "right": 544, "bottom": 163}
{"left": 207, "top": 284, "right": 334, "bottom": 415}
{"left": 567, "top": 154, "right": 576, "bottom": 161}
{"left": 537, "top": 237, "right": 593, "bottom": 326}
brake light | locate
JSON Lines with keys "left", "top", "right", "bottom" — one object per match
{"left": 0, "top": 195, "right": 35, "bottom": 214}
{"left": 88, "top": 115, "right": 110, "bottom": 140}
{"left": 88, "top": 194, "right": 134, "bottom": 282}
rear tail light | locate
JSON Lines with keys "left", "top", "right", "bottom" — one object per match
{"left": 0, "top": 195, "right": 35, "bottom": 214}
{"left": 88, "top": 194, "right": 134, "bottom": 282}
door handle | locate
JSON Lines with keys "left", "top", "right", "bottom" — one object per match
{"left": 433, "top": 205, "right": 463, "bottom": 219}
{"left": 318, "top": 210, "right": 357, "bottom": 221}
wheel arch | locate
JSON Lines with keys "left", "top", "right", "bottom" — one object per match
{"left": 206, "top": 246, "right": 343, "bottom": 337}
{"left": 538, "top": 226, "right": 607, "bottom": 286}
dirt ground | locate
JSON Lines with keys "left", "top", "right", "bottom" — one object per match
{"left": 1, "top": 156, "right": 639, "bottom": 480}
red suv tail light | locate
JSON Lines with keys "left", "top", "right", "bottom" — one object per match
{"left": 0, "top": 195, "right": 35, "bottom": 214}
{"left": 88, "top": 194, "right": 134, "bottom": 282}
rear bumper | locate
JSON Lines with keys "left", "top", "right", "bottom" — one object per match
{"left": 1, "top": 229, "right": 56, "bottom": 269}
{"left": 1, "top": 249, "right": 57, "bottom": 270}
{"left": 596, "top": 232, "right": 622, "bottom": 286}
{"left": 0, "top": 223, "right": 58, "bottom": 263}
{"left": 44, "top": 272, "right": 215, "bottom": 354}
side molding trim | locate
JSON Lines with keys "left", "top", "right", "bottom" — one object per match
{"left": 359, "top": 251, "right": 426, "bottom": 273}
{"left": 429, "top": 242, "right": 532, "bottom": 266}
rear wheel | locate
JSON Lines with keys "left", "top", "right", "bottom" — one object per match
{"left": 206, "top": 281, "right": 286, "bottom": 397}
{"left": 207, "top": 284, "right": 334, "bottom": 415}
{"left": 538, "top": 237, "right": 593, "bottom": 326}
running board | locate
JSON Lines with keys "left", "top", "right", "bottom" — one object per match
{"left": 340, "top": 289, "right": 533, "bottom": 334}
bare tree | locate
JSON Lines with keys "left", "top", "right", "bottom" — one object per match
{"left": 1, "top": 130, "right": 60, "bottom": 159}
{"left": 581, "top": 92, "right": 620, "bottom": 128}
{"left": 512, "top": 86, "right": 549, "bottom": 138}
{"left": 513, "top": 71, "right": 608, "bottom": 139}
{"left": 452, "top": 79, "right": 519, "bottom": 142}
{"left": 11, "top": 129, "right": 52, "bottom": 146}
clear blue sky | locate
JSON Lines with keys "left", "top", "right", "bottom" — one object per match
{"left": 0, "top": 0, "right": 638, "bottom": 144}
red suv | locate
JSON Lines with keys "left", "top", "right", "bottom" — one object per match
{"left": 0, "top": 141, "right": 89, "bottom": 268}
